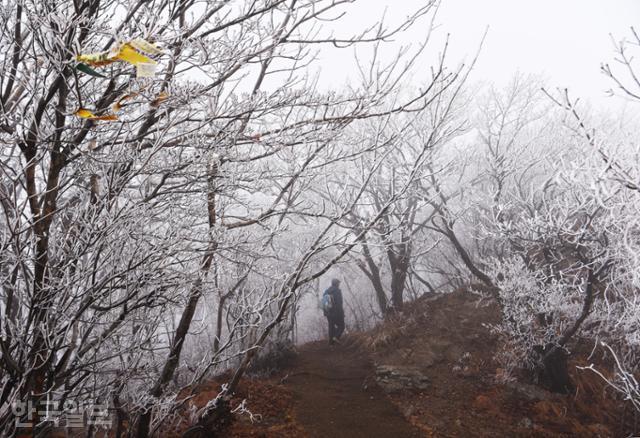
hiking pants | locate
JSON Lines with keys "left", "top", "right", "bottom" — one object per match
{"left": 327, "top": 311, "right": 345, "bottom": 341}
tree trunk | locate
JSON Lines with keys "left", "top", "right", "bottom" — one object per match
{"left": 356, "top": 236, "right": 388, "bottom": 315}
{"left": 389, "top": 242, "right": 411, "bottom": 311}
{"left": 187, "top": 284, "right": 297, "bottom": 437}
{"left": 213, "top": 294, "right": 227, "bottom": 354}
{"left": 533, "top": 267, "right": 598, "bottom": 394}
{"left": 533, "top": 344, "right": 573, "bottom": 394}
{"left": 135, "top": 163, "right": 219, "bottom": 437}
{"left": 439, "top": 218, "right": 494, "bottom": 289}
{"left": 135, "top": 278, "right": 209, "bottom": 438}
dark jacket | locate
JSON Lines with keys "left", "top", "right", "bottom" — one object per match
{"left": 325, "top": 285, "right": 343, "bottom": 314}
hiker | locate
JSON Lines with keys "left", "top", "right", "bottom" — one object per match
{"left": 322, "top": 278, "right": 345, "bottom": 345}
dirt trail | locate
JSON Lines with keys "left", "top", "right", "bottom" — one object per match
{"left": 285, "top": 340, "right": 422, "bottom": 438}
{"left": 197, "top": 291, "right": 627, "bottom": 437}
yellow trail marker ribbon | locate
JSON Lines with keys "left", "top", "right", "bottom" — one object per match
{"left": 114, "top": 44, "right": 155, "bottom": 65}
{"left": 76, "top": 39, "right": 162, "bottom": 77}
{"left": 75, "top": 108, "right": 118, "bottom": 121}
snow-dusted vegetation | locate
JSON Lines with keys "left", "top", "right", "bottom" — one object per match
{"left": 0, "top": 0, "right": 638, "bottom": 436}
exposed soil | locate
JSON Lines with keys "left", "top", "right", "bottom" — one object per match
{"left": 358, "top": 289, "right": 633, "bottom": 437}
{"left": 170, "top": 376, "right": 304, "bottom": 437}
{"left": 284, "top": 340, "right": 423, "bottom": 438}
{"left": 74, "top": 288, "right": 634, "bottom": 437}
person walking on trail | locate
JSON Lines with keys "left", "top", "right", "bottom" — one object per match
{"left": 322, "top": 278, "right": 345, "bottom": 345}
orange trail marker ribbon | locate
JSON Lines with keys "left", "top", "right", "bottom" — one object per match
{"left": 150, "top": 92, "right": 170, "bottom": 107}
{"left": 111, "top": 93, "right": 140, "bottom": 113}
{"left": 76, "top": 46, "right": 120, "bottom": 67}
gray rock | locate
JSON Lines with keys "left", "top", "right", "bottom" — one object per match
{"left": 375, "top": 365, "right": 431, "bottom": 392}
{"left": 402, "top": 405, "right": 416, "bottom": 417}
{"left": 518, "top": 417, "right": 533, "bottom": 429}
{"left": 506, "top": 381, "right": 550, "bottom": 401}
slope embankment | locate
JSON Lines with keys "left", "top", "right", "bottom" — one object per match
{"left": 169, "top": 289, "right": 632, "bottom": 437}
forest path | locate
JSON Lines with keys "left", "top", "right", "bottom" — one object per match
{"left": 284, "top": 340, "right": 422, "bottom": 438}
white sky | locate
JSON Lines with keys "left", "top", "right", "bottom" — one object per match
{"left": 316, "top": 0, "right": 640, "bottom": 110}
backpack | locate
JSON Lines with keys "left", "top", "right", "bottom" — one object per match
{"left": 321, "top": 290, "right": 334, "bottom": 314}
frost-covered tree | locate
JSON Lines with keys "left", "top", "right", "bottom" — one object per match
{"left": 531, "top": 26, "right": 640, "bottom": 406}
{"left": 342, "top": 81, "right": 469, "bottom": 315}
{"left": 476, "top": 49, "right": 640, "bottom": 395}
{"left": 0, "top": 0, "right": 461, "bottom": 435}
